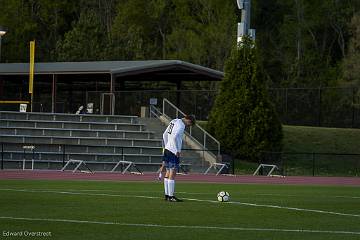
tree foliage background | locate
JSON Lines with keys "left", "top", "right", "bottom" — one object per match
{"left": 0, "top": 0, "right": 360, "bottom": 87}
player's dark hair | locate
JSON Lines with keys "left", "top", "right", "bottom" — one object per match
{"left": 184, "top": 115, "right": 196, "bottom": 125}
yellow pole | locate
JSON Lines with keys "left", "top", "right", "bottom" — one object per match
{"left": 29, "top": 40, "right": 35, "bottom": 112}
{"left": 0, "top": 100, "right": 29, "bottom": 104}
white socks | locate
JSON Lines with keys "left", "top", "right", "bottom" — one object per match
{"left": 164, "top": 178, "right": 175, "bottom": 197}
{"left": 168, "top": 179, "right": 175, "bottom": 197}
{"left": 164, "top": 178, "right": 169, "bottom": 196}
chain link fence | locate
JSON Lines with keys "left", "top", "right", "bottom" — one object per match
{"left": 85, "top": 87, "right": 360, "bottom": 128}
{"left": 269, "top": 87, "right": 360, "bottom": 128}
{"left": 3, "top": 87, "right": 359, "bottom": 128}
{"left": 86, "top": 90, "right": 217, "bottom": 120}
{"left": 259, "top": 151, "right": 360, "bottom": 177}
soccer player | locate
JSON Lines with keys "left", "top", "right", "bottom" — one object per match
{"left": 162, "top": 115, "right": 196, "bottom": 202}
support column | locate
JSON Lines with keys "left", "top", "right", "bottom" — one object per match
{"left": 51, "top": 74, "right": 57, "bottom": 113}
{"left": 176, "top": 80, "right": 182, "bottom": 108}
{"left": 110, "top": 73, "right": 115, "bottom": 92}
{"left": 109, "top": 73, "right": 115, "bottom": 115}
{"left": 69, "top": 82, "right": 73, "bottom": 114}
{"left": 0, "top": 77, "right": 3, "bottom": 98}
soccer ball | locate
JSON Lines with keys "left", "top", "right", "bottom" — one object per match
{"left": 217, "top": 191, "right": 230, "bottom": 202}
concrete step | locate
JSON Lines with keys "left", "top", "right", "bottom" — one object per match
{"left": 1, "top": 160, "right": 169, "bottom": 172}
{"left": 3, "top": 150, "right": 202, "bottom": 167}
{"left": 3, "top": 151, "right": 163, "bottom": 162}
{"left": 139, "top": 118, "right": 167, "bottom": 138}
{"left": 0, "top": 135, "right": 162, "bottom": 147}
{"left": 0, "top": 119, "right": 145, "bottom": 131}
{"left": 0, "top": 111, "right": 138, "bottom": 124}
{"left": 0, "top": 127, "right": 154, "bottom": 139}
{"left": 1, "top": 143, "right": 162, "bottom": 155}
{"left": 3, "top": 158, "right": 205, "bottom": 173}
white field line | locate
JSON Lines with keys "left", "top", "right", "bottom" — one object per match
{"left": 182, "top": 198, "right": 360, "bottom": 218}
{"left": 0, "top": 216, "right": 359, "bottom": 236}
{"left": 333, "top": 195, "right": 360, "bottom": 199}
{"left": 0, "top": 188, "right": 158, "bottom": 200}
{"left": 247, "top": 193, "right": 360, "bottom": 200}
{"left": 182, "top": 192, "right": 360, "bottom": 200}
{"left": 9, "top": 188, "right": 360, "bottom": 200}
{"left": 0, "top": 188, "right": 360, "bottom": 218}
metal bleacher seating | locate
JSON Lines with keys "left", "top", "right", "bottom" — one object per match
{"left": 0, "top": 111, "right": 165, "bottom": 172}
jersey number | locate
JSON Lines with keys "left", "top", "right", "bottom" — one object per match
{"left": 168, "top": 123, "right": 175, "bottom": 134}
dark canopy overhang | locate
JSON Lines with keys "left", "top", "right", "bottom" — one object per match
{"left": 0, "top": 60, "right": 224, "bottom": 81}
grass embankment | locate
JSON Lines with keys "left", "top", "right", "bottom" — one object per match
{"left": 283, "top": 125, "right": 360, "bottom": 153}
{"left": 198, "top": 121, "right": 360, "bottom": 176}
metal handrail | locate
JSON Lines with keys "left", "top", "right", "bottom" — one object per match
{"left": 149, "top": 105, "right": 162, "bottom": 119}
{"left": 161, "top": 98, "right": 220, "bottom": 157}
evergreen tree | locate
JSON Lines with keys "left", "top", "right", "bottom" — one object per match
{"left": 342, "top": 12, "right": 360, "bottom": 87}
{"left": 55, "top": 10, "right": 106, "bottom": 61}
{"left": 208, "top": 36, "right": 283, "bottom": 161}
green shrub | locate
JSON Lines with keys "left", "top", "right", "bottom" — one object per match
{"left": 208, "top": 37, "right": 283, "bottom": 161}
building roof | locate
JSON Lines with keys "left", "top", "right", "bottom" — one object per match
{"left": 0, "top": 60, "right": 224, "bottom": 81}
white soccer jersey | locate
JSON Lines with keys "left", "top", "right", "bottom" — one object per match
{"left": 162, "top": 118, "right": 185, "bottom": 155}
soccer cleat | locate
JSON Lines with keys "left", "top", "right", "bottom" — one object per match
{"left": 168, "top": 196, "right": 183, "bottom": 202}
{"left": 164, "top": 195, "right": 169, "bottom": 201}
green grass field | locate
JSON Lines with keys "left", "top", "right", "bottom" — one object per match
{"left": 0, "top": 179, "right": 359, "bottom": 240}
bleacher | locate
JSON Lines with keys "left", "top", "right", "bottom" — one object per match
{"left": 0, "top": 111, "right": 165, "bottom": 172}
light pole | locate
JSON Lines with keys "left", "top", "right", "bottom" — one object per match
{"left": 0, "top": 26, "right": 7, "bottom": 62}
{"left": 236, "top": 0, "right": 255, "bottom": 43}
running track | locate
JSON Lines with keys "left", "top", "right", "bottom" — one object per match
{"left": 0, "top": 170, "right": 359, "bottom": 186}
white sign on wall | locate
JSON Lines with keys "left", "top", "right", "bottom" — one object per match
{"left": 149, "top": 98, "right": 158, "bottom": 105}
{"left": 19, "top": 104, "right": 27, "bottom": 112}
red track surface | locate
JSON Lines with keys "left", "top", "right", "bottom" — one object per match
{"left": 0, "top": 170, "right": 359, "bottom": 186}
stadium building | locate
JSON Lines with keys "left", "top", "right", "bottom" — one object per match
{"left": 0, "top": 61, "right": 223, "bottom": 116}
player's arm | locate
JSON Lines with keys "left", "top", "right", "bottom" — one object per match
{"left": 158, "top": 161, "right": 165, "bottom": 180}
{"left": 175, "top": 128, "right": 184, "bottom": 157}
{"left": 162, "top": 129, "right": 168, "bottom": 148}
{"left": 169, "top": 125, "right": 184, "bottom": 157}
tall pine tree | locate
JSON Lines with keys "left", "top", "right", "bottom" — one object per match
{"left": 208, "top": 36, "right": 283, "bottom": 161}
